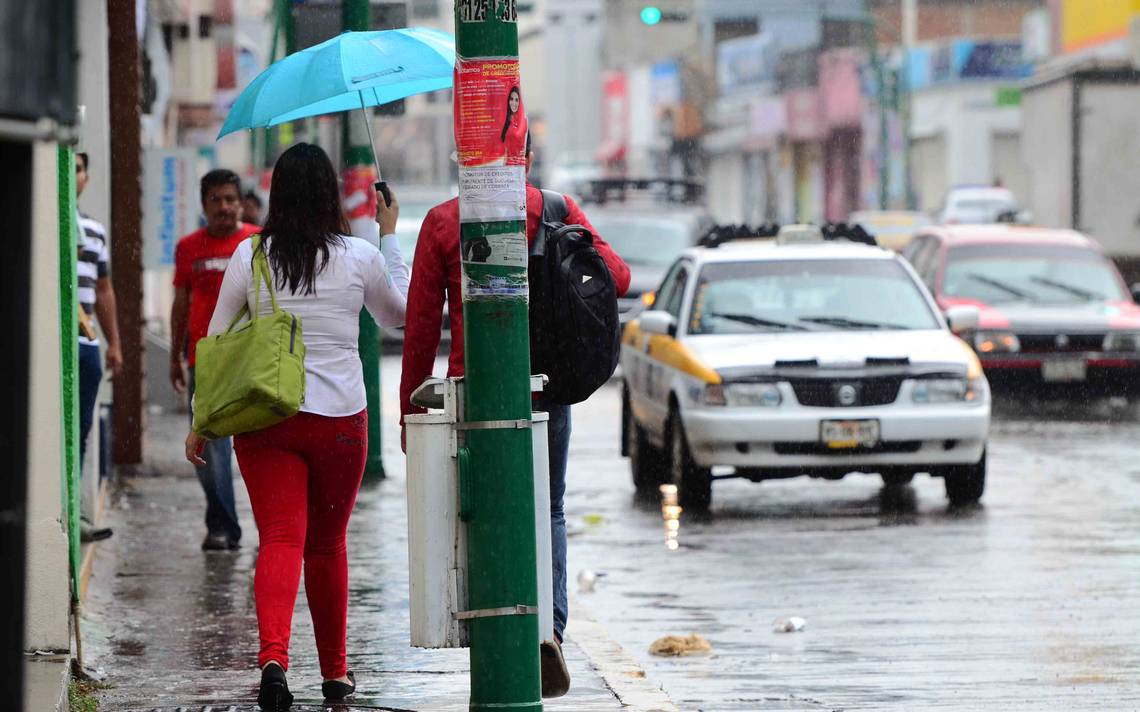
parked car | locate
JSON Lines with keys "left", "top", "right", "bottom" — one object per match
{"left": 938, "top": 186, "right": 1019, "bottom": 225}
{"left": 383, "top": 185, "right": 456, "bottom": 348}
{"left": 621, "top": 231, "right": 991, "bottom": 511}
{"left": 902, "top": 225, "right": 1140, "bottom": 396}
{"left": 581, "top": 178, "right": 713, "bottom": 322}
{"left": 850, "top": 210, "right": 932, "bottom": 252}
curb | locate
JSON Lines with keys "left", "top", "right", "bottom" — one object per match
{"left": 567, "top": 599, "right": 679, "bottom": 712}
{"left": 78, "top": 476, "right": 112, "bottom": 601}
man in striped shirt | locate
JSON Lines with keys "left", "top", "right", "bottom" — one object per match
{"left": 76, "top": 152, "right": 122, "bottom": 541}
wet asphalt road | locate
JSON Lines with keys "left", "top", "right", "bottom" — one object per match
{"left": 554, "top": 369, "right": 1140, "bottom": 711}
{"left": 86, "top": 354, "right": 1140, "bottom": 711}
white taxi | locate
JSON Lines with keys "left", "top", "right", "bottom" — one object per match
{"left": 620, "top": 233, "right": 991, "bottom": 510}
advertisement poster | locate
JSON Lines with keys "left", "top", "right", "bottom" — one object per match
{"left": 342, "top": 165, "right": 380, "bottom": 247}
{"left": 454, "top": 56, "right": 529, "bottom": 300}
{"left": 454, "top": 58, "right": 528, "bottom": 169}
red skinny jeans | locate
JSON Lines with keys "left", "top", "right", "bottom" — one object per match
{"left": 234, "top": 409, "right": 367, "bottom": 679}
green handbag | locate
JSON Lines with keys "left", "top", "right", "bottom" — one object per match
{"left": 192, "top": 235, "right": 305, "bottom": 439}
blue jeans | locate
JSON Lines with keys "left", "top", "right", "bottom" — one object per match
{"left": 78, "top": 343, "right": 103, "bottom": 468}
{"left": 536, "top": 397, "right": 570, "bottom": 640}
{"left": 188, "top": 367, "right": 242, "bottom": 543}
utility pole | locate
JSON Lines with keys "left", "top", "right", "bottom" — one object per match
{"left": 901, "top": 0, "right": 917, "bottom": 209}
{"left": 864, "top": 0, "right": 890, "bottom": 210}
{"left": 454, "top": 0, "right": 542, "bottom": 709}
{"left": 108, "top": 0, "right": 144, "bottom": 464}
{"left": 343, "top": 0, "right": 386, "bottom": 480}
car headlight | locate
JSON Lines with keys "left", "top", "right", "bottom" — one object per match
{"left": 704, "top": 382, "right": 782, "bottom": 407}
{"left": 974, "top": 331, "right": 1020, "bottom": 354}
{"left": 912, "top": 377, "right": 988, "bottom": 404}
{"left": 1103, "top": 331, "right": 1140, "bottom": 352}
{"left": 702, "top": 384, "right": 726, "bottom": 406}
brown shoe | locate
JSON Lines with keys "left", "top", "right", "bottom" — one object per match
{"left": 540, "top": 639, "right": 570, "bottom": 698}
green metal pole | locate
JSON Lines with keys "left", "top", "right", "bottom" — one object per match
{"left": 454, "top": 2, "right": 542, "bottom": 710}
{"left": 344, "top": 0, "right": 385, "bottom": 480}
{"left": 57, "top": 146, "right": 80, "bottom": 592}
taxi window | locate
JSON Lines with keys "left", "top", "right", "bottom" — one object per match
{"left": 661, "top": 265, "right": 690, "bottom": 319}
{"left": 689, "top": 259, "right": 940, "bottom": 334}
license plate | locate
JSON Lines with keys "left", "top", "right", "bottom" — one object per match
{"left": 820, "top": 420, "right": 880, "bottom": 449}
{"left": 1042, "top": 359, "right": 1087, "bottom": 383}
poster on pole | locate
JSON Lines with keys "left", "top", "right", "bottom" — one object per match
{"left": 142, "top": 147, "right": 200, "bottom": 270}
{"left": 454, "top": 56, "right": 529, "bottom": 300}
{"left": 342, "top": 164, "right": 380, "bottom": 247}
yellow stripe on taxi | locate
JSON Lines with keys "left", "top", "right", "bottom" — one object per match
{"left": 623, "top": 319, "right": 721, "bottom": 385}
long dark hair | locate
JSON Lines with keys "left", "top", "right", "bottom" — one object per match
{"left": 260, "top": 143, "right": 350, "bottom": 295}
{"left": 501, "top": 86, "right": 520, "bottom": 142}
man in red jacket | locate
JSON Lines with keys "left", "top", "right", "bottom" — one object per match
{"left": 401, "top": 136, "right": 630, "bottom": 697}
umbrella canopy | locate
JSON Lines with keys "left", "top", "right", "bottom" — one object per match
{"left": 218, "top": 27, "right": 455, "bottom": 139}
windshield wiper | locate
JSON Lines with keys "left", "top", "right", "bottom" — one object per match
{"left": 965, "top": 272, "right": 1038, "bottom": 301}
{"left": 1029, "top": 276, "right": 1104, "bottom": 301}
{"left": 708, "top": 312, "right": 807, "bottom": 331}
{"left": 799, "top": 316, "right": 909, "bottom": 330}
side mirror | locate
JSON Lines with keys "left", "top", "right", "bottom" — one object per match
{"left": 945, "top": 305, "right": 980, "bottom": 335}
{"left": 639, "top": 310, "right": 677, "bottom": 337}
{"left": 1131, "top": 283, "right": 1140, "bottom": 304}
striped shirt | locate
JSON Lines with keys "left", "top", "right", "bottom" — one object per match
{"left": 77, "top": 212, "right": 109, "bottom": 345}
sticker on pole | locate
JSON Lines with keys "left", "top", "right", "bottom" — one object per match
{"left": 458, "top": 0, "right": 489, "bottom": 23}
{"left": 461, "top": 230, "right": 526, "bottom": 268}
{"left": 497, "top": 0, "right": 517, "bottom": 22}
{"left": 460, "top": 222, "right": 529, "bottom": 302}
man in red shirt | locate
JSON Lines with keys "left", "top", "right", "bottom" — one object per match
{"left": 170, "top": 169, "right": 260, "bottom": 551}
{"left": 400, "top": 136, "right": 630, "bottom": 697}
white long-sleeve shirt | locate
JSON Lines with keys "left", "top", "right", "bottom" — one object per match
{"left": 207, "top": 233, "right": 410, "bottom": 417}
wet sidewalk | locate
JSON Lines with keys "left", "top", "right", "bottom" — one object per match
{"left": 83, "top": 408, "right": 671, "bottom": 711}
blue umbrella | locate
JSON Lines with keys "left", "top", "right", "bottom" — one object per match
{"left": 218, "top": 27, "right": 455, "bottom": 184}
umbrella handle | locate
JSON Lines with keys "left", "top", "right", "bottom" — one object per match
{"left": 375, "top": 181, "right": 392, "bottom": 208}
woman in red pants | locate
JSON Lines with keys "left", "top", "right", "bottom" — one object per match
{"left": 185, "top": 143, "right": 408, "bottom": 711}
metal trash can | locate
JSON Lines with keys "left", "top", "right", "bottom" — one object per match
{"left": 405, "top": 375, "right": 554, "bottom": 648}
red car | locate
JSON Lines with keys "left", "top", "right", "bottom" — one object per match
{"left": 902, "top": 225, "right": 1140, "bottom": 396}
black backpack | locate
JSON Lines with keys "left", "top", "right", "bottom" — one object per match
{"left": 528, "top": 190, "right": 621, "bottom": 405}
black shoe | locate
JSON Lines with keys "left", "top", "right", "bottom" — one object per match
{"left": 202, "top": 534, "right": 240, "bottom": 551}
{"left": 258, "top": 662, "right": 293, "bottom": 711}
{"left": 80, "top": 525, "right": 113, "bottom": 543}
{"left": 322, "top": 670, "right": 356, "bottom": 701}
{"left": 540, "top": 639, "right": 571, "bottom": 698}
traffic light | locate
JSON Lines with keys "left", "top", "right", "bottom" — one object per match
{"left": 639, "top": 5, "right": 687, "bottom": 25}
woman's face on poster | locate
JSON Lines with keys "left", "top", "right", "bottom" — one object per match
{"left": 509, "top": 90, "right": 520, "bottom": 113}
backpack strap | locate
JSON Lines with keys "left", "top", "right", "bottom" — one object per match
{"left": 532, "top": 190, "right": 572, "bottom": 259}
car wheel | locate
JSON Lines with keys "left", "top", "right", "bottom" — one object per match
{"left": 627, "top": 397, "right": 666, "bottom": 493}
{"left": 881, "top": 472, "right": 915, "bottom": 487}
{"left": 944, "top": 451, "right": 986, "bottom": 505}
{"left": 668, "top": 408, "right": 712, "bottom": 511}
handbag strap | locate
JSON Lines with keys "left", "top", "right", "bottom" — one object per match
{"left": 223, "top": 234, "right": 279, "bottom": 333}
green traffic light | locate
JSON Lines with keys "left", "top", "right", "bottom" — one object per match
{"left": 640, "top": 6, "right": 662, "bottom": 25}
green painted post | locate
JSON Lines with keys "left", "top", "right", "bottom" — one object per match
{"left": 344, "top": 0, "right": 385, "bottom": 479}
{"left": 57, "top": 146, "right": 80, "bottom": 590}
{"left": 454, "top": 2, "right": 542, "bottom": 710}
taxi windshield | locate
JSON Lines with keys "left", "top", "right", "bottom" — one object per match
{"left": 942, "top": 244, "right": 1127, "bottom": 304}
{"left": 689, "top": 259, "right": 940, "bottom": 335}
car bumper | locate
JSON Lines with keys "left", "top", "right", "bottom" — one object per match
{"left": 683, "top": 399, "right": 989, "bottom": 471}
{"left": 980, "top": 354, "right": 1140, "bottom": 396}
